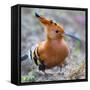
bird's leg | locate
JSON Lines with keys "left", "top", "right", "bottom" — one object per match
{"left": 59, "top": 67, "right": 64, "bottom": 75}
{"left": 59, "top": 66, "right": 62, "bottom": 72}
{"left": 58, "top": 62, "right": 65, "bottom": 75}
{"left": 59, "top": 60, "right": 68, "bottom": 75}
{"left": 38, "top": 63, "right": 49, "bottom": 79}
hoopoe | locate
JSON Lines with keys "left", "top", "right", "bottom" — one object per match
{"left": 21, "top": 13, "right": 81, "bottom": 74}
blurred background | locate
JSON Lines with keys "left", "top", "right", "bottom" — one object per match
{"left": 21, "top": 7, "right": 86, "bottom": 83}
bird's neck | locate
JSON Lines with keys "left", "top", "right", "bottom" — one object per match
{"left": 45, "top": 37, "right": 64, "bottom": 47}
{"left": 46, "top": 35, "right": 63, "bottom": 42}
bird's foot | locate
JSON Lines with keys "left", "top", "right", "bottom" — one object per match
{"left": 44, "top": 73, "right": 48, "bottom": 79}
{"left": 42, "top": 71, "right": 49, "bottom": 79}
{"left": 42, "top": 71, "right": 54, "bottom": 79}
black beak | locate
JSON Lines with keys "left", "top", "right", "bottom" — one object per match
{"left": 35, "top": 12, "right": 40, "bottom": 17}
{"left": 64, "top": 32, "right": 81, "bottom": 41}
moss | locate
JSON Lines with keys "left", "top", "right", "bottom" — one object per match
{"left": 21, "top": 71, "right": 36, "bottom": 83}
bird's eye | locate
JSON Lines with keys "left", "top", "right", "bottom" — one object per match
{"left": 54, "top": 23, "right": 57, "bottom": 25}
{"left": 50, "top": 20, "right": 53, "bottom": 23}
{"left": 55, "top": 30, "right": 59, "bottom": 33}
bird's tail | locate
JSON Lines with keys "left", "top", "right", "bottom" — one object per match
{"left": 21, "top": 49, "right": 32, "bottom": 61}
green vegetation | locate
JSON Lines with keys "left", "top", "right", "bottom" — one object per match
{"left": 21, "top": 71, "right": 36, "bottom": 83}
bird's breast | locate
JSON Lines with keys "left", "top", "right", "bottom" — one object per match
{"left": 38, "top": 39, "right": 69, "bottom": 68}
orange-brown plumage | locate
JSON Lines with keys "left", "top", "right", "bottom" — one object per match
{"left": 35, "top": 13, "right": 69, "bottom": 70}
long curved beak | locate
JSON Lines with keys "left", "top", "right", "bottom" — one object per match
{"left": 64, "top": 32, "right": 81, "bottom": 41}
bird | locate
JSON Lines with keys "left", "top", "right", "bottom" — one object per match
{"left": 21, "top": 12, "right": 81, "bottom": 74}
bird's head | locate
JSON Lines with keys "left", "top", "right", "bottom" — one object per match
{"left": 35, "top": 12, "right": 64, "bottom": 40}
